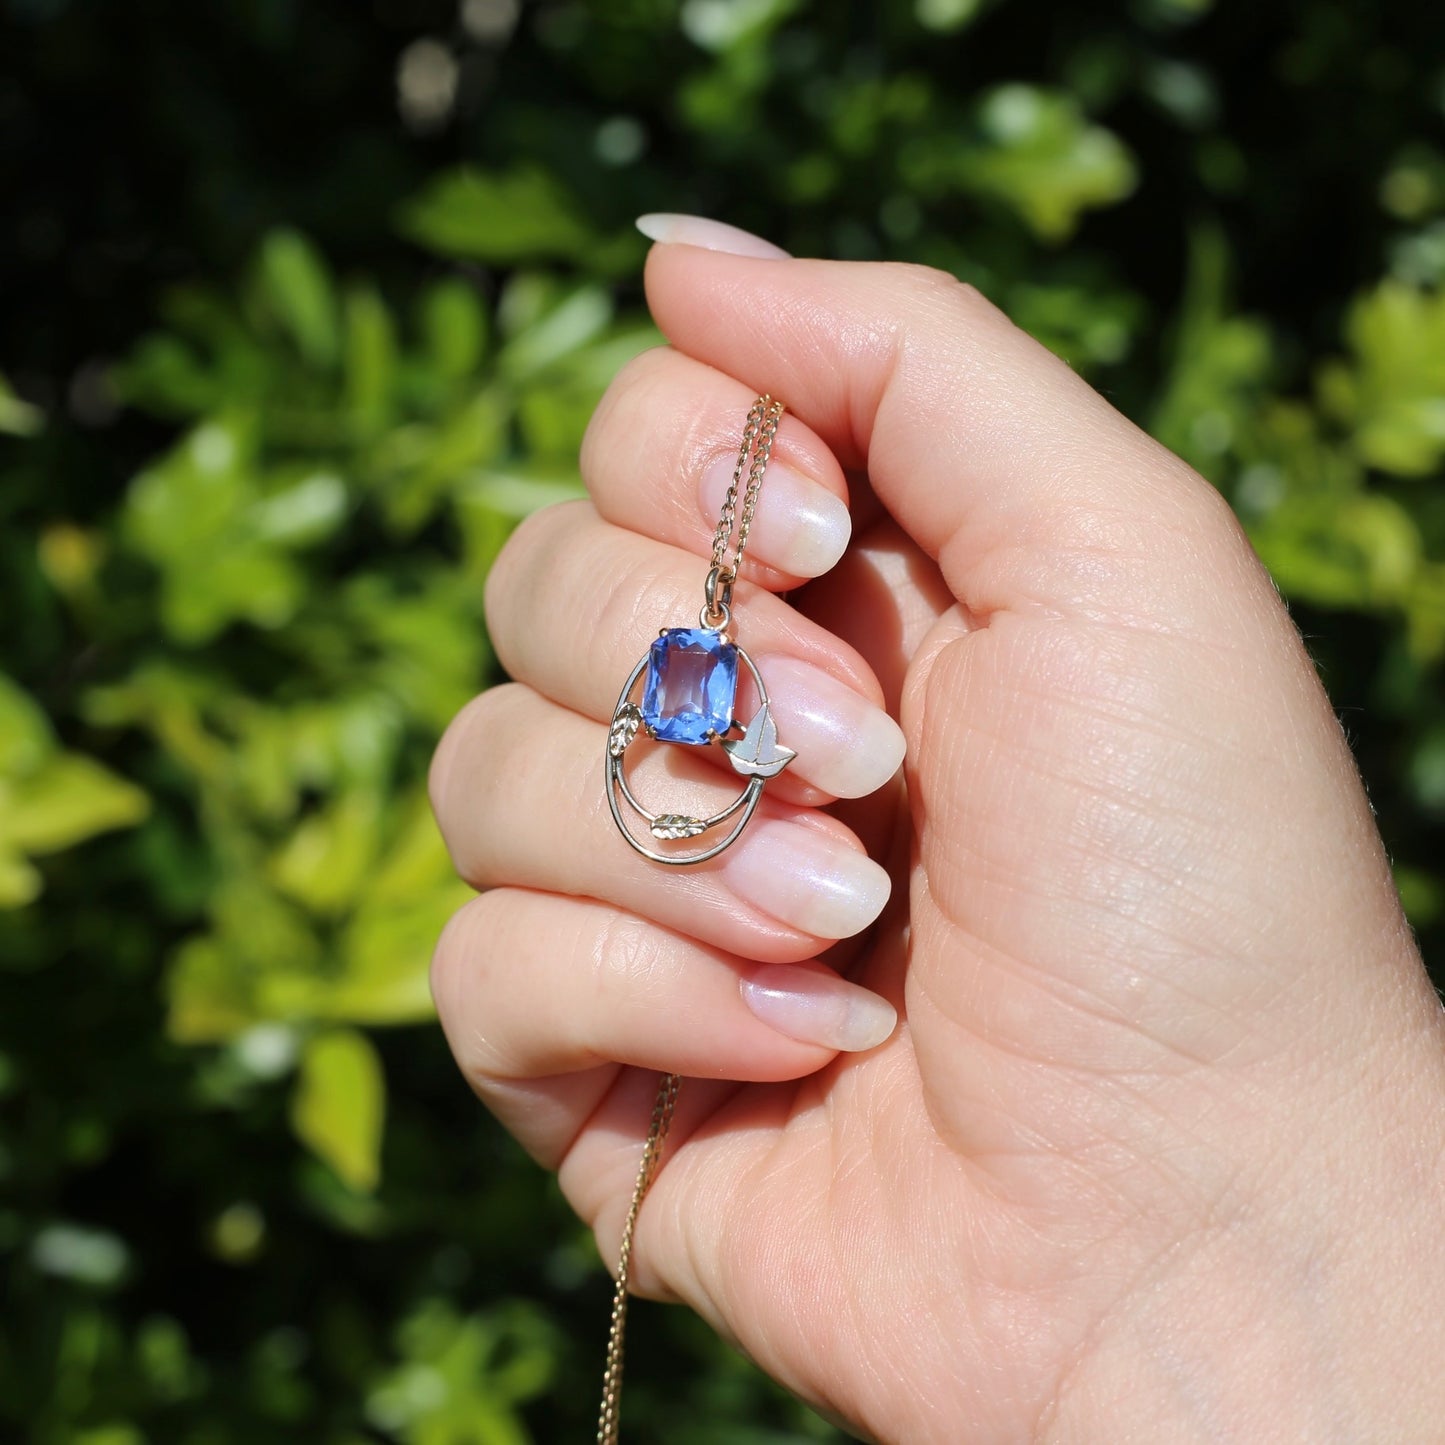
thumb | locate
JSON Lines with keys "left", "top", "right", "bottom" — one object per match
{"left": 643, "top": 231, "right": 1425, "bottom": 1124}
{"left": 643, "top": 235, "right": 1264, "bottom": 634}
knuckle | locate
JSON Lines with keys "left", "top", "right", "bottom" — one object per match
{"left": 591, "top": 907, "right": 662, "bottom": 996}
{"left": 888, "top": 262, "right": 993, "bottom": 321}
{"left": 1180, "top": 467, "right": 1245, "bottom": 540}
{"left": 1146, "top": 453, "right": 1260, "bottom": 569}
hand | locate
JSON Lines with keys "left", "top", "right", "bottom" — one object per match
{"left": 429, "top": 221, "right": 1445, "bottom": 1443}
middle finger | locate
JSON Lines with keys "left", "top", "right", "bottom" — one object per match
{"left": 485, "top": 502, "right": 907, "bottom": 802}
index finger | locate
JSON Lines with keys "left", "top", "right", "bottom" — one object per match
{"left": 642, "top": 245, "right": 1269, "bottom": 633}
{"left": 580, "top": 344, "right": 857, "bottom": 590}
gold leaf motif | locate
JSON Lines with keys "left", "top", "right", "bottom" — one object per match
{"left": 650, "top": 815, "right": 708, "bottom": 840}
{"left": 609, "top": 704, "right": 642, "bottom": 757}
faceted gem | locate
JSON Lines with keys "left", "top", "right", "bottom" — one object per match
{"left": 640, "top": 628, "right": 738, "bottom": 745}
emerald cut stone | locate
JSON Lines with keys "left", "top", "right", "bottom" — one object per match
{"left": 641, "top": 628, "right": 738, "bottom": 745}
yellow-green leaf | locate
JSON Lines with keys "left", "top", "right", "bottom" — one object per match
{"left": 0, "top": 752, "right": 149, "bottom": 856}
{"left": 0, "top": 373, "right": 43, "bottom": 437}
{"left": 344, "top": 284, "right": 397, "bottom": 435}
{"left": 257, "top": 229, "right": 339, "bottom": 369}
{"left": 0, "top": 848, "right": 41, "bottom": 909}
{"left": 166, "top": 937, "right": 263, "bottom": 1044}
{"left": 905, "top": 85, "right": 1137, "bottom": 242}
{"left": 269, "top": 789, "right": 383, "bottom": 916}
{"left": 397, "top": 165, "right": 594, "bottom": 265}
{"left": 291, "top": 1028, "right": 385, "bottom": 1193}
{"left": 1323, "top": 281, "right": 1445, "bottom": 477}
{"left": 0, "top": 673, "right": 54, "bottom": 775}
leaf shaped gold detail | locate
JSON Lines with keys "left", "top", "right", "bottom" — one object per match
{"left": 650, "top": 814, "right": 708, "bottom": 840}
{"left": 609, "top": 703, "right": 642, "bottom": 757}
{"left": 721, "top": 703, "right": 796, "bottom": 779}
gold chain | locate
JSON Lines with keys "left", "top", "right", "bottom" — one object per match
{"left": 595, "top": 396, "right": 784, "bottom": 1442}
{"left": 596, "top": 1071, "right": 681, "bottom": 1444}
{"left": 709, "top": 394, "right": 784, "bottom": 601}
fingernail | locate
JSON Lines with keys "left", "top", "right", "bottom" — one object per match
{"left": 758, "top": 658, "right": 906, "bottom": 799}
{"left": 699, "top": 452, "right": 850, "bottom": 577}
{"left": 741, "top": 964, "right": 897, "bottom": 1052}
{"left": 722, "top": 820, "right": 891, "bottom": 939}
{"left": 636, "top": 213, "right": 791, "bottom": 259}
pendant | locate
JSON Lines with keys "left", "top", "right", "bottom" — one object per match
{"left": 606, "top": 578, "right": 796, "bottom": 865}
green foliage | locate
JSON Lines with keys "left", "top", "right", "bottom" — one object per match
{"left": 1, "top": 0, "right": 1442, "bottom": 1441}
{"left": 0, "top": 674, "right": 149, "bottom": 907}
{"left": 1153, "top": 235, "right": 1445, "bottom": 658}
{"left": 82, "top": 232, "right": 654, "bottom": 1127}
{"left": 400, "top": 166, "right": 602, "bottom": 267}
{"left": 925, "top": 83, "right": 1139, "bottom": 241}
{"left": 366, "top": 1299, "right": 559, "bottom": 1444}
{"left": 292, "top": 1028, "right": 386, "bottom": 1194}
{"left": 1321, "top": 280, "right": 1445, "bottom": 478}
{"left": 0, "top": 374, "right": 44, "bottom": 438}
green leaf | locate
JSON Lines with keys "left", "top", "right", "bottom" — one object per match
{"left": 1320, "top": 281, "right": 1445, "bottom": 477}
{"left": 368, "top": 1299, "right": 560, "bottom": 1441}
{"left": 0, "top": 673, "right": 55, "bottom": 776}
{"left": 0, "top": 752, "right": 149, "bottom": 856}
{"left": 291, "top": 1027, "right": 386, "bottom": 1193}
{"left": 257, "top": 229, "right": 339, "bottom": 369}
{"left": 111, "top": 331, "right": 221, "bottom": 420}
{"left": 0, "top": 848, "right": 41, "bottom": 909}
{"left": 250, "top": 471, "right": 349, "bottom": 545}
{"left": 906, "top": 86, "right": 1137, "bottom": 241}
{"left": 344, "top": 285, "right": 398, "bottom": 435}
{"left": 420, "top": 277, "right": 488, "bottom": 379}
{"left": 376, "top": 388, "right": 509, "bottom": 535}
{"left": 0, "top": 373, "right": 43, "bottom": 436}
{"left": 496, "top": 283, "right": 612, "bottom": 381}
{"left": 1249, "top": 493, "right": 1423, "bottom": 610}
{"left": 31, "top": 1222, "right": 131, "bottom": 1289}
{"left": 123, "top": 421, "right": 345, "bottom": 642}
{"left": 165, "top": 937, "right": 262, "bottom": 1043}
{"left": 165, "top": 879, "right": 324, "bottom": 1042}
{"left": 269, "top": 789, "right": 383, "bottom": 917}
{"left": 457, "top": 466, "right": 586, "bottom": 521}
{"left": 916, "top": 0, "right": 986, "bottom": 33}
{"left": 1150, "top": 225, "right": 1273, "bottom": 475}
{"left": 398, "top": 166, "right": 595, "bottom": 265}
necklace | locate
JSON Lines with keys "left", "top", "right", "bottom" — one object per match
{"left": 604, "top": 395, "right": 795, "bottom": 865}
{"left": 597, "top": 395, "right": 792, "bottom": 1443}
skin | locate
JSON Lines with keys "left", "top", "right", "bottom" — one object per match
{"left": 429, "top": 244, "right": 1445, "bottom": 1443}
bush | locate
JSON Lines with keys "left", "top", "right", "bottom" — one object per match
{"left": 2, "top": 1, "right": 1441, "bottom": 1440}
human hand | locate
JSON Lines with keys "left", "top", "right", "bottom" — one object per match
{"left": 430, "top": 220, "right": 1445, "bottom": 1443}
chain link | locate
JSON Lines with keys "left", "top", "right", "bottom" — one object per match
{"left": 704, "top": 395, "right": 784, "bottom": 622}
{"left": 596, "top": 1071, "right": 681, "bottom": 1445}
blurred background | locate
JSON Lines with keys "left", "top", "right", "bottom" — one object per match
{"left": 2, "top": 0, "right": 1443, "bottom": 1440}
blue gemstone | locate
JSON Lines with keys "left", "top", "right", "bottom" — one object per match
{"left": 640, "top": 628, "right": 738, "bottom": 745}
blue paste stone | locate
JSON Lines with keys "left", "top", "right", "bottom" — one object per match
{"left": 641, "top": 628, "right": 738, "bottom": 745}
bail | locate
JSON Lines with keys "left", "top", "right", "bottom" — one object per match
{"left": 702, "top": 563, "right": 735, "bottom": 629}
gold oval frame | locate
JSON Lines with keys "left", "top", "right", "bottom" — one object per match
{"left": 605, "top": 642, "right": 780, "bottom": 866}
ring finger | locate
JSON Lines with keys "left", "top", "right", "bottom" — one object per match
{"left": 429, "top": 682, "right": 894, "bottom": 960}
{"left": 432, "top": 887, "right": 896, "bottom": 1165}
